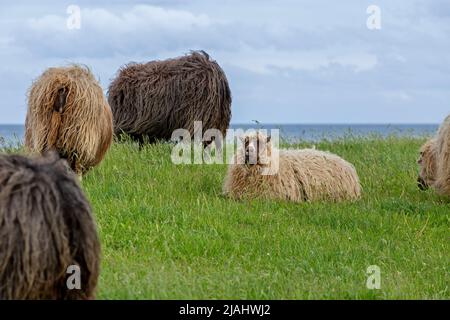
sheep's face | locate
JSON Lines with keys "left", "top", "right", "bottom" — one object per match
{"left": 237, "top": 132, "right": 272, "bottom": 167}
{"left": 417, "top": 139, "right": 436, "bottom": 190}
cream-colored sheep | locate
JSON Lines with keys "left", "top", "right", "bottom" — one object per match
{"left": 417, "top": 138, "right": 437, "bottom": 190}
{"left": 223, "top": 132, "right": 362, "bottom": 202}
{"left": 418, "top": 115, "right": 450, "bottom": 196}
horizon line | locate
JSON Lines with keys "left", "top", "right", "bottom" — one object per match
{"left": 0, "top": 122, "right": 441, "bottom": 126}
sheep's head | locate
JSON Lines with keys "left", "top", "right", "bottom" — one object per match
{"left": 237, "top": 132, "right": 272, "bottom": 167}
{"left": 417, "top": 138, "right": 437, "bottom": 191}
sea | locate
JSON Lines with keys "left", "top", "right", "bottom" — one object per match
{"left": 0, "top": 124, "right": 439, "bottom": 146}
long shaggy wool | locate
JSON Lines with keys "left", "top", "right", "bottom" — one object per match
{"left": 25, "top": 65, "right": 113, "bottom": 175}
{"left": 418, "top": 115, "right": 450, "bottom": 196}
{"left": 417, "top": 138, "right": 437, "bottom": 190}
{"left": 223, "top": 132, "right": 362, "bottom": 202}
{"left": 108, "top": 51, "right": 232, "bottom": 143}
{"left": 0, "top": 152, "right": 100, "bottom": 300}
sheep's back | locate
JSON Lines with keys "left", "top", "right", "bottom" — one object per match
{"left": 108, "top": 51, "right": 232, "bottom": 141}
{"left": 280, "top": 149, "right": 361, "bottom": 201}
{"left": 26, "top": 65, "right": 113, "bottom": 172}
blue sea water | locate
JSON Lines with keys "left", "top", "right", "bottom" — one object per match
{"left": 229, "top": 123, "right": 438, "bottom": 142}
{"left": 0, "top": 123, "right": 438, "bottom": 146}
{"left": 0, "top": 125, "right": 24, "bottom": 146}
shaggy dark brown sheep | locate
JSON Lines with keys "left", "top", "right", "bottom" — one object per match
{"left": 108, "top": 51, "right": 232, "bottom": 144}
{"left": 0, "top": 152, "right": 100, "bottom": 300}
{"left": 25, "top": 65, "right": 113, "bottom": 176}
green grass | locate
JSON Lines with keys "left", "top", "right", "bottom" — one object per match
{"left": 80, "top": 136, "right": 449, "bottom": 300}
{"left": 4, "top": 136, "right": 449, "bottom": 299}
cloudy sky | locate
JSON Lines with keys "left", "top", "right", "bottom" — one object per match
{"left": 0, "top": 0, "right": 449, "bottom": 124}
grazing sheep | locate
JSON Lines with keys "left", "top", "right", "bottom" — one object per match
{"left": 25, "top": 65, "right": 113, "bottom": 176}
{"left": 108, "top": 51, "right": 232, "bottom": 144}
{"left": 0, "top": 152, "right": 100, "bottom": 300}
{"left": 418, "top": 115, "right": 450, "bottom": 196}
{"left": 223, "top": 132, "right": 362, "bottom": 202}
{"left": 417, "top": 138, "right": 437, "bottom": 191}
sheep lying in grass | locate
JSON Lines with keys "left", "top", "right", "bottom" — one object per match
{"left": 417, "top": 138, "right": 437, "bottom": 191}
{"left": 0, "top": 152, "right": 100, "bottom": 299}
{"left": 418, "top": 115, "right": 450, "bottom": 196}
{"left": 223, "top": 132, "right": 362, "bottom": 202}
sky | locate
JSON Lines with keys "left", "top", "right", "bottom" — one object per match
{"left": 0, "top": 0, "right": 449, "bottom": 124}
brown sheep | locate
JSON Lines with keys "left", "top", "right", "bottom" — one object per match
{"left": 25, "top": 65, "right": 113, "bottom": 176}
{"left": 0, "top": 152, "right": 100, "bottom": 299}
{"left": 108, "top": 51, "right": 232, "bottom": 145}
{"left": 223, "top": 132, "right": 362, "bottom": 202}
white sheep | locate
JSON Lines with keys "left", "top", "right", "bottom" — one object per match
{"left": 223, "top": 132, "right": 362, "bottom": 202}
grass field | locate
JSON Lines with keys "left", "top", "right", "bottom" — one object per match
{"left": 3, "top": 136, "right": 449, "bottom": 299}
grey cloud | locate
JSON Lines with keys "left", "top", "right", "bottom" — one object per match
{"left": 0, "top": 0, "right": 448, "bottom": 124}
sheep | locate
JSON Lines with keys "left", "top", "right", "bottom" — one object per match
{"left": 417, "top": 138, "right": 437, "bottom": 191}
{"left": 0, "top": 152, "right": 100, "bottom": 300}
{"left": 25, "top": 65, "right": 113, "bottom": 176}
{"left": 107, "top": 51, "right": 232, "bottom": 145}
{"left": 418, "top": 115, "right": 450, "bottom": 196}
{"left": 223, "top": 132, "right": 362, "bottom": 202}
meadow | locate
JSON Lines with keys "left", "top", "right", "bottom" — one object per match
{"left": 2, "top": 136, "right": 449, "bottom": 299}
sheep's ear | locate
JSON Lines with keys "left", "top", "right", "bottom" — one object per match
{"left": 266, "top": 135, "right": 271, "bottom": 143}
